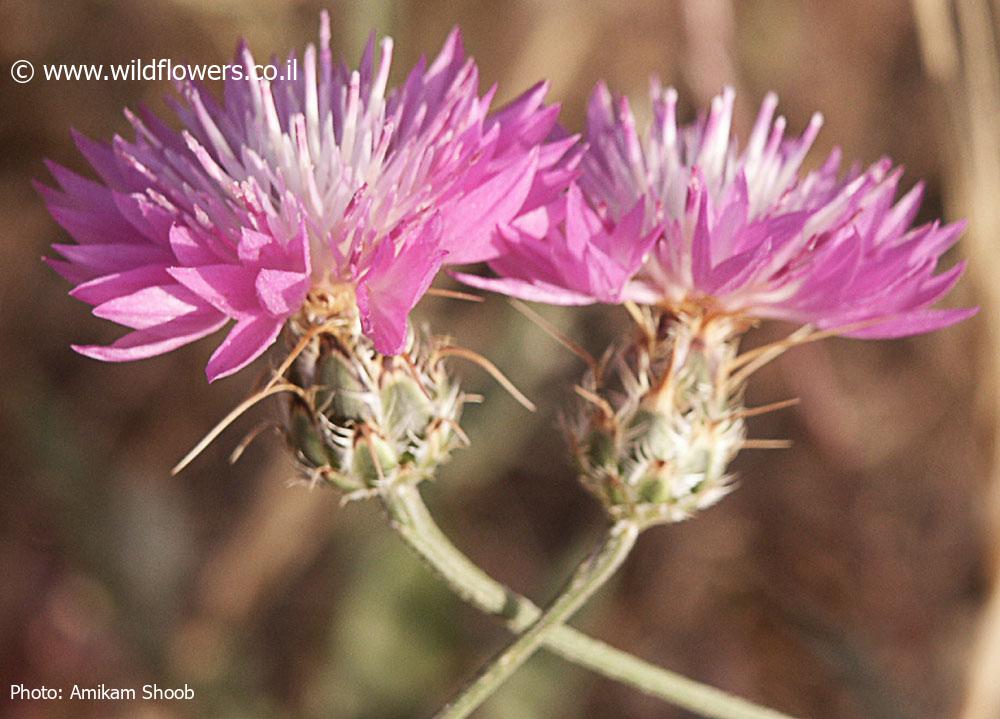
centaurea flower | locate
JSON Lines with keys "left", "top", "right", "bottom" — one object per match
{"left": 41, "top": 12, "right": 575, "bottom": 382}
{"left": 432, "top": 86, "right": 979, "bottom": 717}
{"left": 461, "top": 83, "right": 973, "bottom": 336}
{"left": 457, "top": 84, "right": 976, "bottom": 523}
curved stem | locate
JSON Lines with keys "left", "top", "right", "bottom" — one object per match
{"left": 380, "top": 484, "right": 796, "bottom": 719}
{"left": 434, "top": 519, "right": 639, "bottom": 718}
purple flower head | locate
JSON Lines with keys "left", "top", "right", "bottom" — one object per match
{"left": 41, "top": 12, "right": 575, "bottom": 381}
{"left": 459, "top": 83, "right": 975, "bottom": 338}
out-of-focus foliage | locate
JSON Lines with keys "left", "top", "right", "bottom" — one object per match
{"left": 0, "top": 1, "right": 994, "bottom": 717}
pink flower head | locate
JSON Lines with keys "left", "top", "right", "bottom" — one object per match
{"left": 41, "top": 13, "right": 575, "bottom": 381}
{"left": 459, "top": 83, "right": 976, "bottom": 338}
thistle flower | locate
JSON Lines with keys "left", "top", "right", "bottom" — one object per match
{"left": 40, "top": 12, "right": 575, "bottom": 382}
{"left": 457, "top": 84, "right": 976, "bottom": 524}
{"left": 458, "top": 83, "right": 975, "bottom": 337}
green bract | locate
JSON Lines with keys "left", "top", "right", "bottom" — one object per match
{"left": 285, "top": 325, "right": 466, "bottom": 494}
{"left": 571, "top": 310, "right": 745, "bottom": 526}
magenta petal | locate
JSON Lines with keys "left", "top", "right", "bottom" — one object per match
{"left": 170, "top": 225, "right": 221, "bottom": 265}
{"left": 486, "top": 230, "right": 561, "bottom": 285}
{"left": 53, "top": 243, "right": 172, "bottom": 275}
{"left": 704, "top": 242, "right": 772, "bottom": 296}
{"left": 112, "top": 192, "right": 173, "bottom": 246}
{"left": 254, "top": 268, "right": 310, "bottom": 317}
{"left": 43, "top": 161, "right": 118, "bottom": 213}
{"left": 922, "top": 219, "right": 967, "bottom": 257}
{"left": 876, "top": 182, "right": 925, "bottom": 243}
{"left": 71, "top": 129, "right": 128, "bottom": 189}
{"left": 451, "top": 271, "right": 600, "bottom": 306}
{"left": 92, "top": 284, "right": 203, "bottom": 330}
{"left": 426, "top": 27, "right": 464, "bottom": 83}
{"left": 237, "top": 228, "right": 274, "bottom": 265}
{"left": 840, "top": 306, "right": 978, "bottom": 339}
{"left": 73, "top": 311, "right": 227, "bottom": 362}
{"left": 439, "top": 148, "right": 540, "bottom": 264}
{"left": 48, "top": 204, "right": 135, "bottom": 245}
{"left": 45, "top": 256, "right": 96, "bottom": 285}
{"left": 488, "top": 81, "right": 549, "bottom": 151}
{"left": 511, "top": 201, "right": 565, "bottom": 239}
{"left": 690, "top": 178, "right": 714, "bottom": 286}
{"left": 602, "top": 200, "right": 656, "bottom": 272}
{"left": 459, "top": 185, "right": 649, "bottom": 306}
{"left": 205, "top": 315, "right": 284, "bottom": 382}
{"left": 357, "top": 220, "right": 445, "bottom": 355}
{"left": 564, "top": 184, "right": 593, "bottom": 259}
{"left": 70, "top": 265, "right": 174, "bottom": 305}
{"left": 168, "top": 264, "right": 259, "bottom": 316}
{"left": 580, "top": 243, "right": 633, "bottom": 301}
{"left": 586, "top": 82, "right": 615, "bottom": 138}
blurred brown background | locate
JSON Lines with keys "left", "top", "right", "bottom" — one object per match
{"left": 1, "top": 0, "right": 998, "bottom": 717}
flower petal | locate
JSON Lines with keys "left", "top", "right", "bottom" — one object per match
{"left": 452, "top": 271, "right": 601, "bottom": 306}
{"left": 439, "top": 148, "right": 540, "bottom": 264}
{"left": 168, "top": 264, "right": 259, "bottom": 317}
{"left": 92, "top": 284, "right": 204, "bottom": 330}
{"left": 357, "top": 218, "right": 445, "bottom": 354}
{"left": 255, "top": 268, "right": 310, "bottom": 317}
{"left": 205, "top": 315, "right": 284, "bottom": 381}
{"left": 73, "top": 311, "right": 226, "bottom": 362}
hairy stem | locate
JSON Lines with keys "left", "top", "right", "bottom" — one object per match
{"left": 380, "top": 483, "right": 796, "bottom": 719}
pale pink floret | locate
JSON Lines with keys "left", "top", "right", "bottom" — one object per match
{"left": 463, "top": 83, "right": 975, "bottom": 338}
{"left": 41, "top": 13, "right": 574, "bottom": 381}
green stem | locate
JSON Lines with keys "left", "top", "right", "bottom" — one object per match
{"left": 434, "top": 518, "right": 639, "bottom": 718}
{"left": 380, "top": 484, "right": 796, "bottom": 719}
